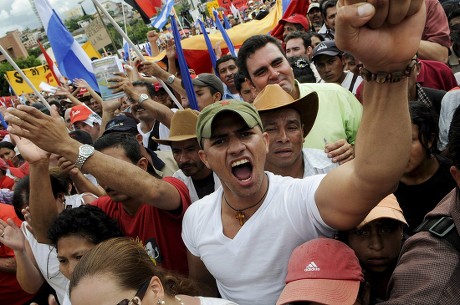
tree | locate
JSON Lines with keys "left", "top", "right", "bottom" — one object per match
{"left": 28, "top": 47, "right": 41, "bottom": 59}
{"left": 0, "top": 56, "right": 42, "bottom": 96}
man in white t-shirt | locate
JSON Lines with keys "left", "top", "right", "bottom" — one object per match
{"left": 182, "top": 1, "right": 425, "bottom": 304}
{"left": 312, "top": 40, "right": 363, "bottom": 95}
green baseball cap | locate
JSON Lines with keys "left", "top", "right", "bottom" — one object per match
{"left": 196, "top": 100, "right": 263, "bottom": 148}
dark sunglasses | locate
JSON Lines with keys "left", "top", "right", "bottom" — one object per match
{"left": 116, "top": 280, "right": 150, "bottom": 305}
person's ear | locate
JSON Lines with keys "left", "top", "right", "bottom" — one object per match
{"left": 198, "top": 149, "right": 211, "bottom": 169}
{"left": 214, "top": 92, "right": 222, "bottom": 102}
{"left": 137, "top": 157, "right": 149, "bottom": 171}
{"left": 148, "top": 276, "right": 165, "bottom": 303}
{"left": 450, "top": 165, "right": 460, "bottom": 187}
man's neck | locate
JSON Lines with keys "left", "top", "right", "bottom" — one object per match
{"left": 401, "top": 155, "right": 439, "bottom": 185}
{"left": 291, "top": 82, "right": 301, "bottom": 99}
{"left": 139, "top": 120, "right": 155, "bottom": 133}
{"left": 191, "top": 168, "right": 214, "bottom": 181}
{"left": 120, "top": 199, "right": 144, "bottom": 216}
{"left": 265, "top": 157, "right": 304, "bottom": 179}
{"left": 228, "top": 85, "right": 238, "bottom": 94}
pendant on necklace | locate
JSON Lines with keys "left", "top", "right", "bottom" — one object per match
{"left": 235, "top": 211, "right": 245, "bottom": 226}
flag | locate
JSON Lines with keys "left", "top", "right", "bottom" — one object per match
{"left": 197, "top": 19, "right": 217, "bottom": 74}
{"left": 230, "top": 4, "right": 243, "bottom": 24}
{"left": 212, "top": 10, "right": 236, "bottom": 57}
{"left": 123, "top": 39, "right": 130, "bottom": 61}
{"left": 151, "top": 0, "right": 175, "bottom": 30}
{"left": 124, "top": 0, "right": 161, "bottom": 23}
{"left": 170, "top": 15, "right": 198, "bottom": 110}
{"left": 271, "top": 0, "right": 309, "bottom": 40}
{"left": 145, "top": 41, "right": 152, "bottom": 56}
{"left": 223, "top": 14, "right": 231, "bottom": 29}
{"left": 81, "top": 41, "right": 101, "bottom": 60}
{"left": 35, "top": 0, "right": 99, "bottom": 91}
{"left": 37, "top": 39, "right": 61, "bottom": 84}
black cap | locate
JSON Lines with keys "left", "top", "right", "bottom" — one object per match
{"left": 312, "top": 41, "right": 343, "bottom": 62}
{"left": 103, "top": 115, "right": 138, "bottom": 135}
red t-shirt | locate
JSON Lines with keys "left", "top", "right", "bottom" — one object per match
{"left": 92, "top": 177, "right": 191, "bottom": 275}
{"left": 0, "top": 175, "right": 14, "bottom": 190}
{"left": 0, "top": 203, "right": 35, "bottom": 305}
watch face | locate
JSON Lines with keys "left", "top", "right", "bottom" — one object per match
{"left": 140, "top": 94, "right": 149, "bottom": 99}
{"left": 80, "top": 145, "right": 94, "bottom": 155}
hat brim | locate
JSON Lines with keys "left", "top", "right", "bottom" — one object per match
{"left": 312, "top": 51, "right": 342, "bottom": 62}
{"left": 258, "top": 91, "right": 319, "bottom": 136}
{"left": 153, "top": 134, "right": 197, "bottom": 145}
{"left": 357, "top": 206, "right": 408, "bottom": 229}
{"left": 276, "top": 279, "right": 360, "bottom": 305}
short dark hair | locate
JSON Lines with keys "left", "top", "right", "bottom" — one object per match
{"left": 321, "top": 0, "right": 337, "bottom": 18}
{"left": 0, "top": 141, "right": 15, "bottom": 151}
{"left": 12, "top": 171, "right": 69, "bottom": 221}
{"left": 288, "top": 56, "right": 316, "bottom": 83}
{"left": 310, "top": 32, "right": 325, "bottom": 45}
{"left": 69, "top": 130, "right": 93, "bottom": 145}
{"left": 237, "top": 35, "right": 284, "bottom": 80}
{"left": 409, "top": 101, "right": 439, "bottom": 157}
{"left": 285, "top": 31, "right": 312, "bottom": 49}
{"left": 215, "top": 55, "right": 237, "bottom": 73}
{"left": 132, "top": 80, "right": 156, "bottom": 98}
{"left": 94, "top": 132, "right": 142, "bottom": 164}
{"left": 234, "top": 73, "right": 248, "bottom": 93}
{"left": 48, "top": 205, "right": 123, "bottom": 249}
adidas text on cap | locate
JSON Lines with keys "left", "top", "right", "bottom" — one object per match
{"left": 276, "top": 238, "right": 364, "bottom": 305}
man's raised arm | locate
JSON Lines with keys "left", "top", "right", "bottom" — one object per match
{"left": 315, "top": 0, "right": 426, "bottom": 230}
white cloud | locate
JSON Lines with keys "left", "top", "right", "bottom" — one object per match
{"left": 0, "top": 0, "right": 123, "bottom": 38}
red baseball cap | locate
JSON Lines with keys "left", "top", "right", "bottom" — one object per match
{"left": 70, "top": 105, "right": 101, "bottom": 127}
{"left": 280, "top": 14, "right": 310, "bottom": 31}
{"left": 276, "top": 238, "right": 364, "bottom": 305}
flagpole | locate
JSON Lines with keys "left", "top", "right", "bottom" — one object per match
{"left": 172, "top": 7, "right": 186, "bottom": 35}
{"left": 90, "top": 0, "right": 183, "bottom": 110}
{"left": 122, "top": 2, "right": 131, "bottom": 65}
{"left": 0, "top": 45, "right": 51, "bottom": 110}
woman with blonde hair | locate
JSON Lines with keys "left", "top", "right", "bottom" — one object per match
{"left": 69, "top": 237, "right": 238, "bottom": 305}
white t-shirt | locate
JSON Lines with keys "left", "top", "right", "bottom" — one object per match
{"left": 199, "top": 296, "right": 239, "bottom": 305}
{"left": 340, "top": 71, "right": 363, "bottom": 95}
{"left": 22, "top": 224, "right": 68, "bottom": 305}
{"left": 21, "top": 196, "right": 83, "bottom": 305}
{"left": 302, "top": 148, "right": 338, "bottom": 177}
{"left": 173, "top": 170, "right": 222, "bottom": 202}
{"left": 137, "top": 122, "right": 171, "bottom": 152}
{"left": 182, "top": 172, "right": 334, "bottom": 305}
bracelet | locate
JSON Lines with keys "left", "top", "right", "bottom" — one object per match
{"left": 359, "top": 59, "right": 417, "bottom": 84}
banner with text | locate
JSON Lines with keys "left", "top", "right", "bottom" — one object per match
{"left": 6, "top": 65, "right": 59, "bottom": 94}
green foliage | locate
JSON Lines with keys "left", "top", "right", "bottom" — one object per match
{"left": 0, "top": 56, "right": 42, "bottom": 96}
{"left": 64, "top": 14, "right": 92, "bottom": 32}
{"left": 28, "top": 47, "right": 41, "bottom": 58}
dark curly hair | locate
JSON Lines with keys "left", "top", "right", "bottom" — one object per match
{"left": 12, "top": 168, "right": 69, "bottom": 221}
{"left": 48, "top": 205, "right": 123, "bottom": 249}
{"left": 409, "top": 101, "right": 439, "bottom": 157}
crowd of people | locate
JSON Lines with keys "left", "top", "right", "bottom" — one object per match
{"left": 1, "top": 0, "right": 460, "bottom": 304}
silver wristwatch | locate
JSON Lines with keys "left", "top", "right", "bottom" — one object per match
{"left": 75, "top": 144, "right": 95, "bottom": 169}
{"left": 166, "top": 74, "right": 176, "bottom": 84}
{"left": 138, "top": 93, "right": 149, "bottom": 105}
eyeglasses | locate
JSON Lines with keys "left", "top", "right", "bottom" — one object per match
{"left": 116, "top": 280, "right": 150, "bottom": 305}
